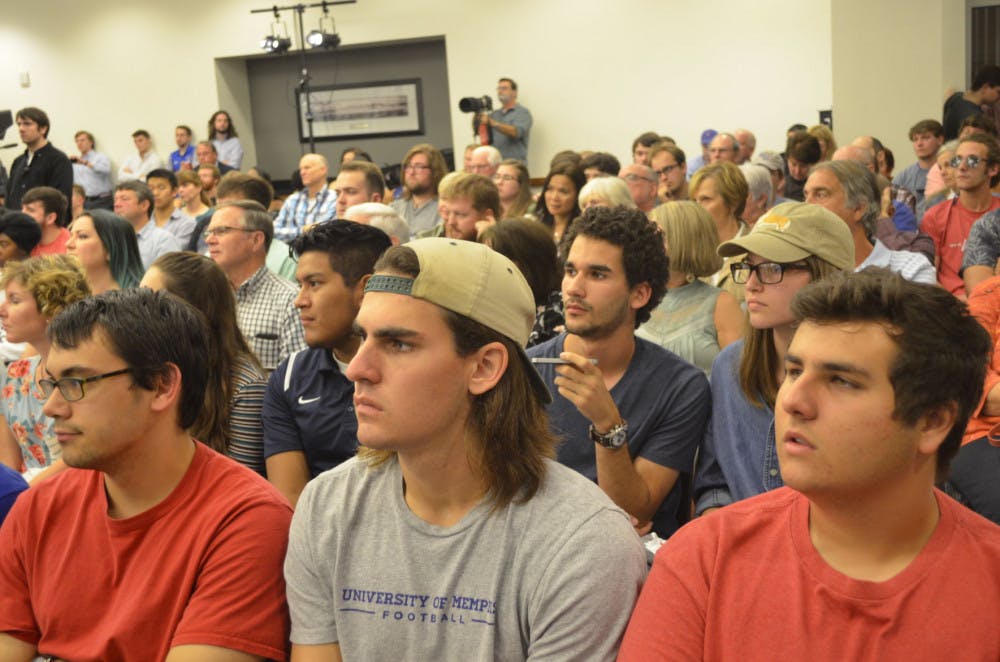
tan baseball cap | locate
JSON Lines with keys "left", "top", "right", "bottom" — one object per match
{"left": 718, "top": 201, "right": 855, "bottom": 271}
{"left": 364, "top": 237, "right": 552, "bottom": 404}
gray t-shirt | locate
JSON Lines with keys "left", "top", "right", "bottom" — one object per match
{"left": 285, "top": 456, "right": 647, "bottom": 660}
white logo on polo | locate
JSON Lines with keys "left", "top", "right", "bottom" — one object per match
{"left": 298, "top": 395, "right": 321, "bottom": 405}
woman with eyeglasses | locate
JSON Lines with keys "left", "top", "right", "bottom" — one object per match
{"left": 66, "top": 209, "right": 145, "bottom": 294}
{"left": 494, "top": 159, "right": 534, "bottom": 220}
{"left": 0, "top": 255, "right": 90, "bottom": 480}
{"left": 692, "top": 202, "right": 854, "bottom": 515}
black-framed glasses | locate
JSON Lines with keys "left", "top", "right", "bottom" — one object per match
{"left": 653, "top": 164, "right": 680, "bottom": 178}
{"left": 950, "top": 155, "right": 983, "bottom": 169}
{"left": 39, "top": 368, "right": 132, "bottom": 402}
{"left": 731, "top": 261, "right": 810, "bottom": 284}
{"left": 203, "top": 226, "right": 255, "bottom": 239}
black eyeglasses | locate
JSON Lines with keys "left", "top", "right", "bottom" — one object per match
{"left": 39, "top": 368, "right": 132, "bottom": 402}
{"left": 731, "top": 261, "right": 810, "bottom": 284}
{"left": 950, "top": 155, "right": 984, "bottom": 169}
{"left": 654, "top": 164, "right": 680, "bottom": 178}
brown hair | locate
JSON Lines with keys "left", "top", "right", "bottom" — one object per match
{"left": 791, "top": 268, "right": 990, "bottom": 480}
{"left": 150, "top": 251, "right": 262, "bottom": 453}
{"left": 357, "top": 246, "right": 556, "bottom": 509}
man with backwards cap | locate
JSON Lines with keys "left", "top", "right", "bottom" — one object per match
{"left": 284, "top": 238, "right": 646, "bottom": 660}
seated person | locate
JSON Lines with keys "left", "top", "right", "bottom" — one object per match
{"left": 620, "top": 269, "right": 1000, "bottom": 660}
{"left": 0, "top": 289, "right": 291, "bottom": 660}
{"left": 263, "top": 221, "right": 391, "bottom": 506}
{"left": 639, "top": 202, "right": 744, "bottom": 375}
{"left": 693, "top": 203, "right": 854, "bottom": 514}
{"left": 528, "top": 206, "right": 711, "bottom": 538}
{"left": 273, "top": 154, "right": 336, "bottom": 242}
{"left": 285, "top": 238, "right": 646, "bottom": 660}
{"left": 0, "top": 256, "right": 90, "bottom": 481}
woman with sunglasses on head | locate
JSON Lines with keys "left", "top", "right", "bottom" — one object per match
{"left": 0, "top": 255, "right": 90, "bottom": 481}
{"left": 692, "top": 202, "right": 854, "bottom": 516}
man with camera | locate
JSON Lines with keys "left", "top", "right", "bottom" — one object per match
{"left": 471, "top": 78, "right": 532, "bottom": 163}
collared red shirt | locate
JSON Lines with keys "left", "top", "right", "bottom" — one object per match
{"left": 262, "top": 347, "right": 357, "bottom": 476}
{"left": 235, "top": 265, "right": 306, "bottom": 371}
{"left": 72, "top": 150, "right": 112, "bottom": 196}
{"left": 273, "top": 188, "right": 337, "bottom": 242}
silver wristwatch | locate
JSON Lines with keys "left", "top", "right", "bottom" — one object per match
{"left": 589, "top": 419, "right": 628, "bottom": 449}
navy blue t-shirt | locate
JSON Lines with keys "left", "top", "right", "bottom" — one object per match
{"left": 262, "top": 347, "right": 358, "bottom": 477}
{"left": 527, "top": 333, "right": 711, "bottom": 537}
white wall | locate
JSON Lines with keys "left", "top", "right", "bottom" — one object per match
{"left": 4, "top": 0, "right": 836, "bottom": 179}
{"left": 830, "top": 0, "right": 966, "bottom": 169}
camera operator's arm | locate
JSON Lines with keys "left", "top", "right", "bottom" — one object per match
{"left": 486, "top": 115, "right": 521, "bottom": 139}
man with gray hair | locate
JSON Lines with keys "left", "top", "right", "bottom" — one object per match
{"left": 739, "top": 163, "right": 773, "bottom": 225}
{"left": 804, "top": 160, "right": 935, "bottom": 283}
{"left": 468, "top": 145, "right": 502, "bottom": 178}
{"left": 344, "top": 202, "right": 410, "bottom": 244}
{"left": 206, "top": 200, "right": 305, "bottom": 369}
{"left": 618, "top": 164, "right": 659, "bottom": 214}
{"left": 708, "top": 132, "right": 739, "bottom": 164}
{"left": 734, "top": 129, "right": 756, "bottom": 164}
{"left": 751, "top": 151, "right": 789, "bottom": 204}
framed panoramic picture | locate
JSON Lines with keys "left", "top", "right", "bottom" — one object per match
{"left": 297, "top": 79, "right": 424, "bottom": 141}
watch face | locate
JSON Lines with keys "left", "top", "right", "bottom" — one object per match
{"left": 592, "top": 422, "right": 628, "bottom": 449}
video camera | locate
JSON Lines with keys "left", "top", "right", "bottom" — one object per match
{"left": 458, "top": 95, "right": 493, "bottom": 114}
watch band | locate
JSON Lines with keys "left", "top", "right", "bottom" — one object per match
{"left": 589, "top": 419, "right": 628, "bottom": 449}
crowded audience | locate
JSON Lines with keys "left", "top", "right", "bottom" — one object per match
{"left": 2, "top": 61, "right": 1000, "bottom": 658}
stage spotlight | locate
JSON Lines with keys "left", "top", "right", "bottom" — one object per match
{"left": 306, "top": 29, "right": 340, "bottom": 49}
{"left": 261, "top": 35, "right": 292, "bottom": 53}
{"left": 307, "top": 8, "right": 340, "bottom": 49}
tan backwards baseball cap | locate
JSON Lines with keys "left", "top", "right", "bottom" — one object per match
{"left": 717, "top": 201, "right": 855, "bottom": 271}
{"left": 364, "top": 237, "right": 552, "bottom": 404}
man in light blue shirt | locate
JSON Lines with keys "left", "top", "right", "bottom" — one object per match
{"left": 70, "top": 131, "right": 112, "bottom": 211}
{"left": 113, "top": 180, "right": 181, "bottom": 269}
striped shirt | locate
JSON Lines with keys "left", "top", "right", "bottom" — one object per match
{"left": 226, "top": 355, "right": 268, "bottom": 476}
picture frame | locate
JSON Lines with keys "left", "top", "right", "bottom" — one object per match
{"left": 297, "top": 79, "right": 424, "bottom": 142}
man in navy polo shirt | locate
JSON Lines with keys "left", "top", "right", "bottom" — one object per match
{"left": 262, "top": 221, "right": 391, "bottom": 506}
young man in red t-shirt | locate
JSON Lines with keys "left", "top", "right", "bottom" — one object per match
{"left": 0, "top": 289, "right": 292, "bottom": 661}
{"left": 619, "top": 269, "right": 1000, "bottom": 661}
{"left": 921, "top": 133, "right": 1000, "bottom": 297}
